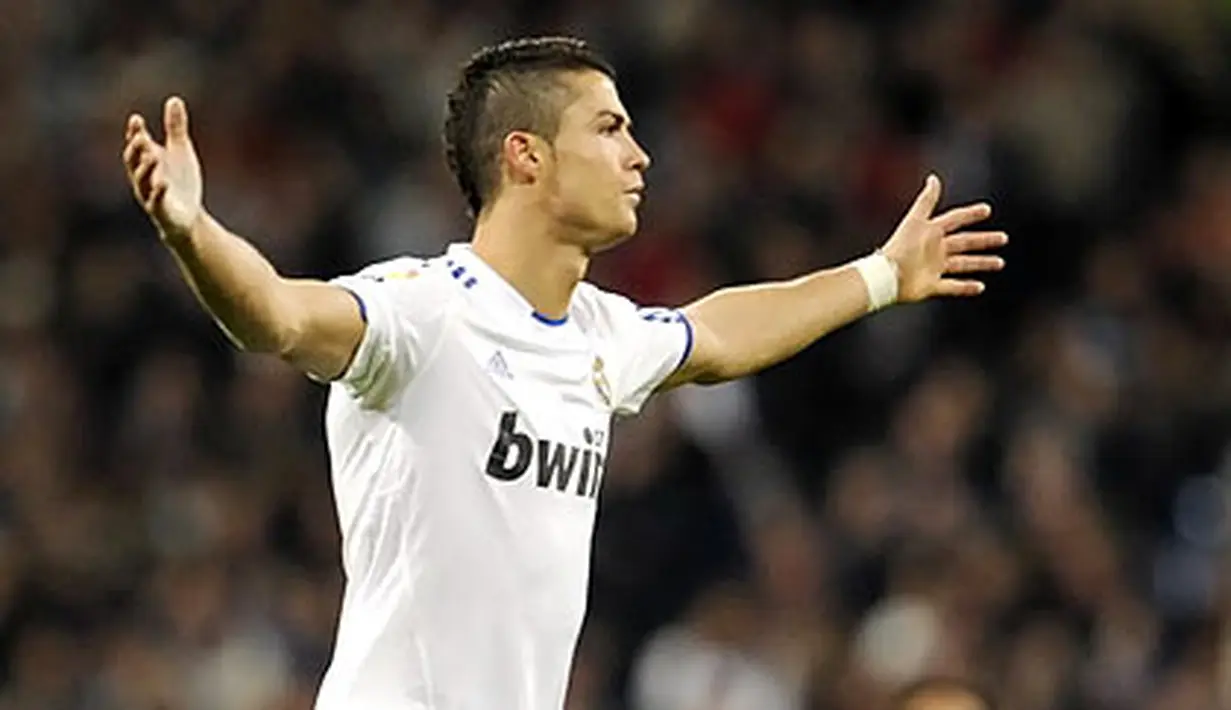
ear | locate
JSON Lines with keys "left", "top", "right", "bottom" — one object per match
{"left": 501, "top": 131, "right": 547, "bottom": 186}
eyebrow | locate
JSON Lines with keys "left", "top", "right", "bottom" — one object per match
{"left": 597, "top": 110, "right": 631, "bottom": 129}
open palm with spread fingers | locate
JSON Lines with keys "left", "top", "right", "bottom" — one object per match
{"left": 122, "top": 96, "right": 202, "bottom": 241}
{"left": 880, "top": 174, "right": 1008, "bottom": 303}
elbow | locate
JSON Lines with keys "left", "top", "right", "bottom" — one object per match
{"left": 693, "top": 371, "right": 733, "bottom": 386}
{"left": 267, "top": 278, "right": 313, "bottom": 362}
{"left": 270, "top": 307, "right": 309, "bottom": 363}
{"left": 700, "top": 361, "right": 749, "bottom": 384}
{"left": 689, "top": 351, "right": 748, "bottom": 385}
{"left": 246, "top": 285, "right": 307, "bottom": 361}
{"left": 694, "top": 343, "right": 781, "bottom": 384}
{"left": 225, "top": 323, "right": 299, "bottom": 360}
{"left": 272, "top": 324, "right": 304, "bottom": 363}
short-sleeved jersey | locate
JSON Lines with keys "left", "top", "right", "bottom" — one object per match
{"left": 313, "top": 243, "right": 693, "bottom": 710}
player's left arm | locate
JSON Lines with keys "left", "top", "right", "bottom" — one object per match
{"left": 662, "top": 175, "right": 1007, "bottom": 387}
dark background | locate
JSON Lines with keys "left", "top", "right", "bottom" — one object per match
{"left": 1, "top": 0, "right": 1230, "bottom": 708}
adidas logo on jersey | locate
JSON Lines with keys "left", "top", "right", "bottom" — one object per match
{"left": 487, "top": 351, "right": 513, "bottom": 380}
{"left": 484, "top": 411, "right": 605, "bottom": 498}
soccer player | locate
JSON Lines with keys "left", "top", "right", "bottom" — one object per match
{"left": 121, "top": 36, "right": 1006, "bottom": 710}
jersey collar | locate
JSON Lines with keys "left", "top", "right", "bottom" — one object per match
{"left": 445, "top": 243, "right": 571, "bottom": 327}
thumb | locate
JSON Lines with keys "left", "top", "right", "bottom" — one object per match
{"left": 164, "top": 96, "right": 191, "bottom": 144}
{"left": 907, "top": 173, "right": 942, "bottom": 220}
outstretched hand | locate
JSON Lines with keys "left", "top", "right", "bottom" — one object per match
{"left": 880, "top": 174, "right": 1007, "bottom": 303}
{"left": 122, "top": 96, "right": 203, "bottom": 241}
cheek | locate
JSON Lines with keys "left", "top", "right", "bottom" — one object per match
{"left": 560, "top": 161, "right": 609, "bottom": 203}
{"left": 559, "top": 140, "right": 618, "bottom": 179}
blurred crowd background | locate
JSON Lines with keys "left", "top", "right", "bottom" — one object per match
{"left": 2, "top": 0, "right": 1231, "bottom": 708}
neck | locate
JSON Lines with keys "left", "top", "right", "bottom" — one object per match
{"left": 470, "top": 200, "right": 590, "bottom": 321}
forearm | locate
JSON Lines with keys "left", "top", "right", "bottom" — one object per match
{"left": 162, "top": 211, "right": 300, "bottom": 355}
{"left": 682, "top": 257, "right": 893, "bottom": 382}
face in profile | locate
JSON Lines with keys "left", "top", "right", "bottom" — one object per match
{"left": 541, "top": 70, "right": 650, "bottom": 250}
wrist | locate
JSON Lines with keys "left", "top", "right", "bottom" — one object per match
{"left": 852, "top": 250, "right": 900, "bottom": 312}
{"left": 159, "top": 210, "right": 206, "bottom": 251}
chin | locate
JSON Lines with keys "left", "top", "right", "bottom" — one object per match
{"left": 586, "top": 232, "right": 633, "bottom": 255}
{"left": 604, "top": 219, "right": 640, "bottom": 250}
{"left": 580, "top": 214, "right": 637, "bottom": 254}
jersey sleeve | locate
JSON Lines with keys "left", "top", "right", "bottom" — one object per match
{"left": 327, "top": 259, "right": 452, "bottom": 410}
{"left": 585, "top": 288, "right": 694, "bottom": 417}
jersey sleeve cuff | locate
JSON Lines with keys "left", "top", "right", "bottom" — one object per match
{"left": 341, "top": 286, "right": 369, "bottom": 325}
{"left": 321, "top": 276, "right": 383, "bottom": 390}
{"left": 672, "top": 311, "right": 695, "bottom": 373}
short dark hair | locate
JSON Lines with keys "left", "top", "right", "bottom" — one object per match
{"left": 891, "top": 678, "right": 995, "bottom": 710}
{"left": 443, "top": 36, "right": 616, "bottom": 218}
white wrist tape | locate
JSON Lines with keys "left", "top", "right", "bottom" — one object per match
{"left": 853, "top": 251, "right": 899, "bottom": 312}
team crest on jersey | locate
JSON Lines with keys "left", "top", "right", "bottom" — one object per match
{"left": 592, "top": 356, "right": 612, "bottom": 407}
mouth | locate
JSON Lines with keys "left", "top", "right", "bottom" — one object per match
{"left": 625, "top": 186, "right": 645, "bottom": 203}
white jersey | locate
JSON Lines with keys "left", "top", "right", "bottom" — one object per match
{"left": 313, "top": 243, "right": 693, "bottom": 710}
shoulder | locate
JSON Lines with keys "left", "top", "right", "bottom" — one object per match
{"left": 572, "top": 282, "right": 686, "bottom": 332}
{"left": 570, "top": 281, "right": 633, "bottom": 336}
{"left": 340, "top": 254, "right": 458, "bottom": 299}
{"left": 348, "top": 254, "right": 434, "bottom": 282}
{"left": 571, "top": 281, "right": 618, "bottom": 310}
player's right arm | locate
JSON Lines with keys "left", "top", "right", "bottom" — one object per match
{"left": 122, "top": 96, "right": 363, "bottom": 382}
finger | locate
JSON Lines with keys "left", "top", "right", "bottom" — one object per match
{"left": 122, "top": 135, "right": 155, "bottom": 174}
{"left": 122, "top": 139, "right": 143, "bottom": 173}
{"left": 906, "top": 174, "right": 942, "bottom": 220}
{"left": 144, "top": 180, "right": 168, "bottom": 214}
{"left": 164, "top": 96, "right": 190, "bottom": 145}
{"left": 125, "top": 114, "right": 147, "bottom": 142}
{"left": 936, "top": 279, "right": 986, "bottom": 297}
{"left": 945, "top": 231, "right": 1009, "bottom": 254}
{"left": 934, "top": 202, "right": 992, "bottom": 232}
{"left": 945, "top": 254, "right": 1005, "bottom": 274}
{"left": 134, "top": 154, "right": 158, "bottom": 201}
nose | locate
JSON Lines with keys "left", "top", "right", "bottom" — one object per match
{"left": 629, "top": 138, "right": 651, "bottom": 172}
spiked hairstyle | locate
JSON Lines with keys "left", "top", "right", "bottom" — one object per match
{"left": 443, "top": 36, "right": 616, "bottom": 217}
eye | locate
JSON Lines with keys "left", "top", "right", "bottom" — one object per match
{"left": 601, "top": 123, "right": 620, "bottom": 136}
